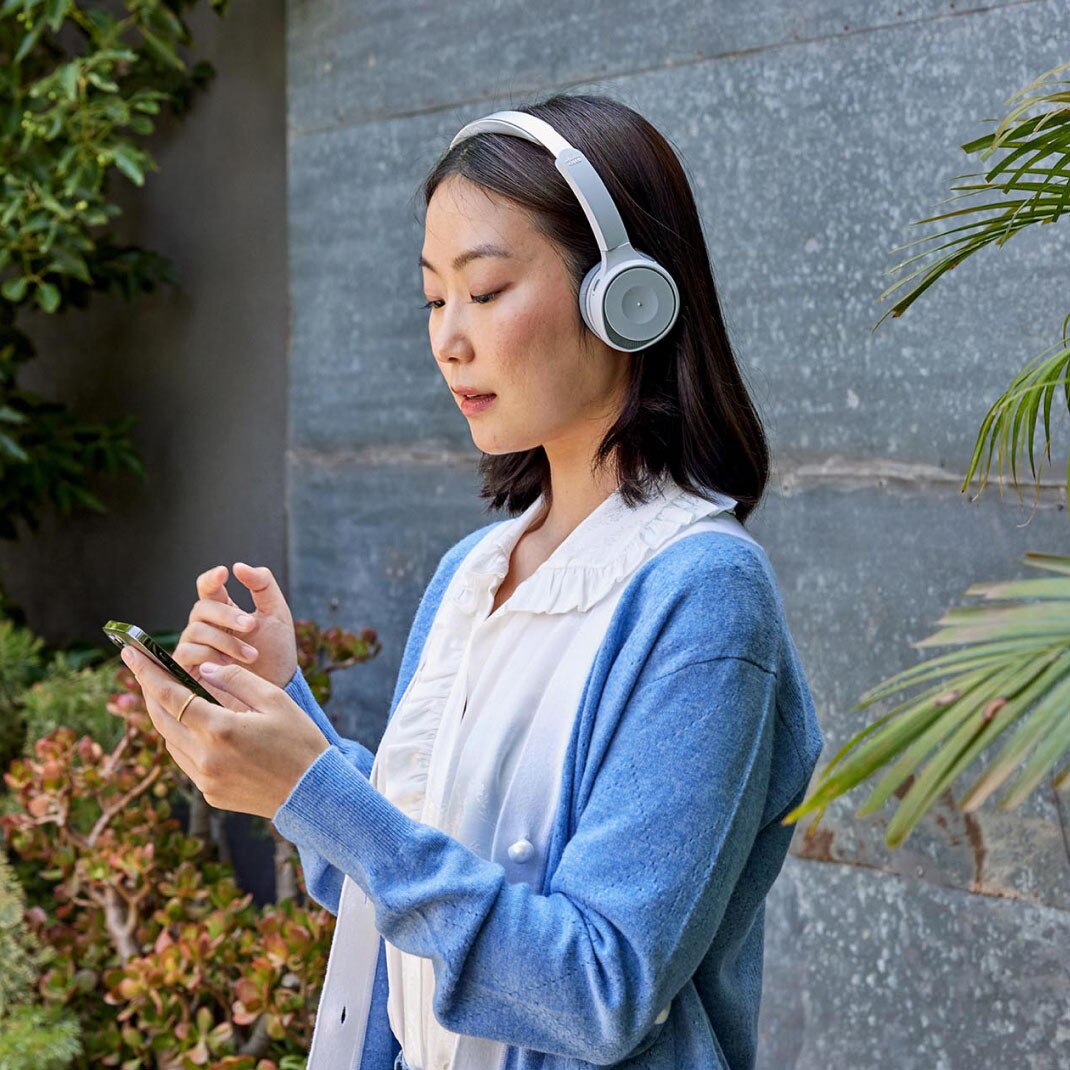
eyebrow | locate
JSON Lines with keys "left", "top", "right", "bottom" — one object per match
{"left": 418, "top": 242, "right": 515, "bottom": 274}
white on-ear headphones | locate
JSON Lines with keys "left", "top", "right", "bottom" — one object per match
{"left": 448, "top": 109, "right": 680, "bottom": 353}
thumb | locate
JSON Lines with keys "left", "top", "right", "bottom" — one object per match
{"left": 199, "top": 660, "right": 279, "bottom": 711}
{"left": 232, "top": 562, "right": 290, "bottom": 619}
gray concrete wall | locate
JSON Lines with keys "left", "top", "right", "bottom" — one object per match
{"left": 0, "top": 0, "right": 288, "bottom": 646}
{"left": 286, "top": 1, "right": 1070, "bottom": 1066}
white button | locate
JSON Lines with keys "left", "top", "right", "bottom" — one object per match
{"left": 507, "top": 838, "right": 534, "bottom": 863}
{"left": 654, "top": 1002, "right": 671, "bottom": 1025}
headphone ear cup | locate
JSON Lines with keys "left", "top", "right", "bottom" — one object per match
{"left": 578, "top": 263, "right": 604, "bottom": 340}
{"left": 579, "top": 256, "right": 680, "bottom": 351}
{"left": 602, "top": 262, "right": 679, "bottom": 347}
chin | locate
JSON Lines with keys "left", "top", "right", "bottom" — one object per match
{"left": 471, "top": 430, "right": 540, "bottom": 456}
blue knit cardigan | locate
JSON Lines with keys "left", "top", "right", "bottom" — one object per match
{"left": 272, "top": 520, "right": 825, "bottom": 1070}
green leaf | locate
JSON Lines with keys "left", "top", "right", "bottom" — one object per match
{"left": 959, "top": 670, "right": 1070, "bottom": 809}
{"left": 86, "top": 71, "right": 120, "bottom": 93}
{"left": 958, "top": 334, "right": 1070, "bottom": 502}
{"left": 877, "top": 61, "right": 1070, "bottom": 326}
{"left": 45, "top": 0, "right": 71, "bottom": 32}
{"left": 1, "top": 277, "right": 28, "bottom": 302}
{"left": 0, "top": 430, "right": 29, "bottom": 462}
{"left": 35, "top": 281, "right": 60, "bottom": 313}
{"left": 59, "top": 61, "right": 79, "bottom": 100}
{"left": 14, "top": 23, "right": 44, "bottom": 64}
{"left": 786, "top": 545, "right": 1070, "bottom": 844}
{"left": 998, "top": 695, "right": 1070, "bottom": 808}
{"left": 139, "top": 27, "right": 186, "bottom": 71}
{"left": 111, "top": 147, "right": 145, "bottom": 186}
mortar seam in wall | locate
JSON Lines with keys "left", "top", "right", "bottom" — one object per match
{"left": 286, "top": 0, "right": 1048, "bottom": 140}
{"left": 787, "top": 849, "right": 1070, "bottom": 913}
{"left": 286, "top": 445, "right": 1069, "bottom": 506}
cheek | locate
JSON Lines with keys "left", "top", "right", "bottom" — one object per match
{"left": 498, "top": 291, "right": 581, "bottom": 368}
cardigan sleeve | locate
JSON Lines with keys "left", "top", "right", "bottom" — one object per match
{"left": 272, "top": 649, "right": 787, "bottom": 1065}
{"left": 281, "top": 667, "right": 373, "bottom": 914}
{"left": 284, "top": 667, "right": 374, "bottom": 776}
{"left": 278, "top": 521, "right": 501, "bottom": 914}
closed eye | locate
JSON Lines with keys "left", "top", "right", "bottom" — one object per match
{"left": 420, "top": 291, "right": 501, "bottom": 311}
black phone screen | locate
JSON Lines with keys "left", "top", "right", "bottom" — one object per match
{"left": 103, "top": 620, "right": 222, "bottom": 706}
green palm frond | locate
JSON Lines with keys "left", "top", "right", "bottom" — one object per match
{"left": 783, "top": 551, "right": 1070, "bottom": 847}
{"left": 875, "top": 59, "right": 1070, "bottom": 328}
{"left": 959, "top": 320, "right": 1070, "bottom": 502}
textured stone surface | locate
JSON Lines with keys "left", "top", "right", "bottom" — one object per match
{"left": 287, "top": 451, "right": 492, "bottom": 754}
{"left": 288, "top": 0, "right": 1006, "bottom": 134}
{"left": 288, "top": 0, "right": 1069, "bottom": 470}
{"left": 285, "top": 0, "right": 1070, "bottom": 1065}
{"left": 760, "top": 856, "right": 1070, "bottom": 1069}
{"left": 293, "top": 457, "right": 1070, "bottom": 908}
{"left": 752, "top": 479, "right": 1070, "bottom": 912}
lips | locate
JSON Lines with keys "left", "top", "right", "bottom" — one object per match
{"left": 451, "top": 387, "right": 495, "bottom": 398}
{"left": 459, "top": 393, "right": 497, "bottom": 415}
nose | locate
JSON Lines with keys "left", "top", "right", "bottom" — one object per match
{"left": 429, "top": 303, "right": 475, "bottom": 366}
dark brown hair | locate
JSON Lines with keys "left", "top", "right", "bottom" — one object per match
{"left": 420, "top": 92, "right": 769, "bottom": 523}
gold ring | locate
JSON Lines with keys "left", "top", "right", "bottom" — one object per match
{"left": 176, "top": 691, "right": 196, "bottom": 724}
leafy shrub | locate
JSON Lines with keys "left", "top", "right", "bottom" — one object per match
{"left": 295, "top": 619, "right": 381, "bottom": 705}
{"left": 0, "top": 614, "right": 122, "bottom": 779}
{"left": 18, "top": 652, "right": 124, "bottom": 756}
{"left": 0, "top": 0, "right": 229, "bottom": 542}
{"left": 0, "top": 848, "right": 81, "bottom": 1069}
{"left": 0, "top": 609, "right": 379, "bottom": 1067}
{"left": 0, "top": 616, "right": 45, "bottom": 776}
{"left": 1, "top": 658, "right": 333, "bottom": 1069}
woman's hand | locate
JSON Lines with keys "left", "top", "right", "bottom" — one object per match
{"left": 120, "top": 646, "right": 329, "bottom": 819}
{"left": 174, "top": 562, "right": 299, "bottom": 695}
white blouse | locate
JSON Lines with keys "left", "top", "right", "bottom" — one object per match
{"left": 366, "top": 477, "right": 757, "bottom": 1070}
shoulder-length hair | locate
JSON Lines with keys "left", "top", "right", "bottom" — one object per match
{"left": 419, "top": 92, "right": 769, "bottom": 524}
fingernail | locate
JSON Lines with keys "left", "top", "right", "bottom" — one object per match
{"left": 240, "top": 644, "right": 257, "bottom": 661}
{"left": 201, "top": 662, "right": 219, "bottom": 674}
{"left": 120, "top": 647, "right": 134, "bottom": 667}
{"left": 236, "top": 614, "right": 252, "bottom": 628}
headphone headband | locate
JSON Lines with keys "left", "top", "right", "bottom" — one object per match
{"left": 446, "top": 108, "right": 680, "bottom": 353}
{"left": 449, "top": 110, "right": 629, "bottom": 256}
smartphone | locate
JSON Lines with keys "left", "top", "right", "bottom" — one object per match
{"left": 103, "top": 621, "right": 223, "bottom": 706}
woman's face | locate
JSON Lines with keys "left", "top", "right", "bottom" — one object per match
{"left": 420, "top": 174, "right": 628, "bottom": 457}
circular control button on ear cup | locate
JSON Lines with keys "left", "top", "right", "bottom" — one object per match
{"left": 603, "top": 265, "right": 678, "bottom": 343}
{"left": 617, "top": 280, "right": 659, "bottom": 325}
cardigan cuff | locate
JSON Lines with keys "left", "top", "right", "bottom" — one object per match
{"left": 272, "top": 744, "right": 410, "bottom": 880}
{"left": 284, "top": 667, "right": 345, "bottom": 751}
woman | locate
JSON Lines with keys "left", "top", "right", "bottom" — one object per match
{"left": 122, "top": 93, "right": 824, "bottom": 1070}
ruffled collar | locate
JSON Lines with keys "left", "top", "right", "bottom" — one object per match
{"left": 449, "top": 477, "right": 738, "bottom": 617}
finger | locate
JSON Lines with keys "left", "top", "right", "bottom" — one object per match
{"left": 232, "top": 562, "right": 290, "bottom": 620}
{"left": 198, "top": 659, "right": 280, "bottom": 712}
{"left": 181, "top": 621, "right": 259, "bottom": 665}
{"left": 196, "top": 565, "right": 239, "bottom": 608}
{"left": 121, "top": 647, "right": 218, "bottom": 744}
{"left": 170, "top": 642, "right": 251, "bottom": 711}
{"left": 174, "top": 637, "right": 240, "bottom": 672}
{"left": 187, "top": 598, "right": 257, "bottom": 636}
